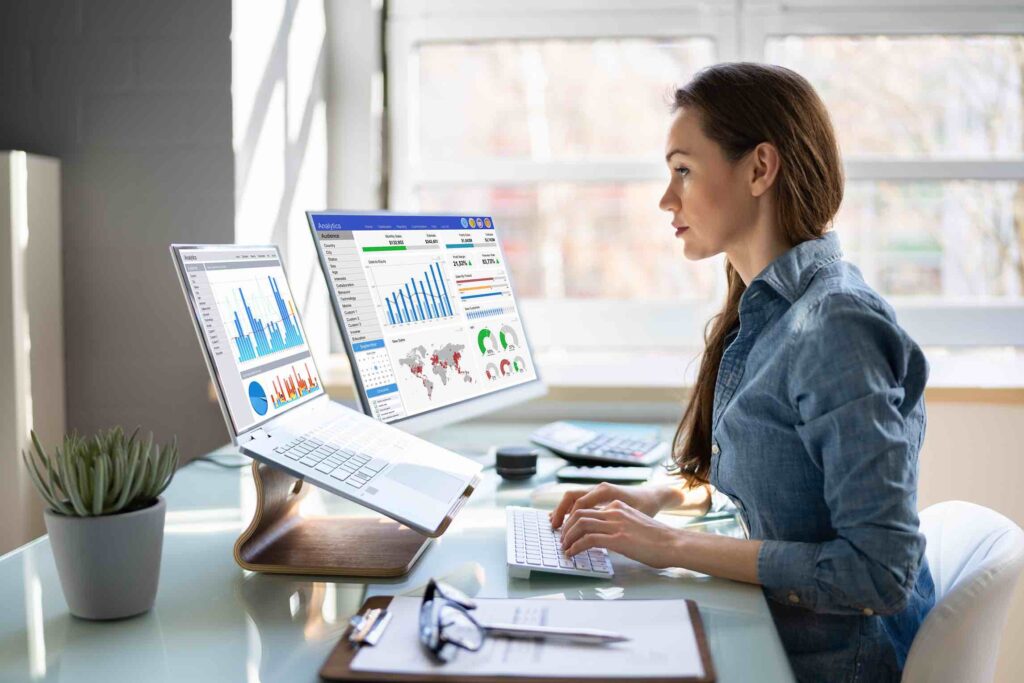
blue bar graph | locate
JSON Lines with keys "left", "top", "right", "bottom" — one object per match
{"left": 231, "top": 276, "right": 304, "bottom": 362}
{"left": 385, "top": 263, "right": 454, "bottom": 325}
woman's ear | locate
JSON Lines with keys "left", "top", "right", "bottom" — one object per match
{"left": 749, "top": 142, "right": 780, "bottom": 198}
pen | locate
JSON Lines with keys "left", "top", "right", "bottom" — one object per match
{"left": 482, "top": 623, "right": 630, "bottom": 644}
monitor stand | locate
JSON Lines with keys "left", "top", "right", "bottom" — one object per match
{"left": 234, "top": 461, "right": 432, "bottom": 577}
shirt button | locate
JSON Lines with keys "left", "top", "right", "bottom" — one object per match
{"left": 862, "top": 608, "right": 874, "bottom": 616}
{"left": 787, "top": 592, "right": 800, "bottom": 604}
{"left": 711, "top": 442, "right": 720, "bottom": 455}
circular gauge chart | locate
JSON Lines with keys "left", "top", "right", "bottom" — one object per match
{"left": 499, "top": 359, "right": 512, "bottom": 376}
{"left": 485, "top": 362, "right": 499, "bottom": 380}
{"left": 477, "top": 328, "right": 497, "bottom": 355}
{"left": 248, "top": 381, "right": 269, "bottom": 416}
{"left": 513, "top": 356, "right": 526, "bottom": 373}
{"left": 499, "top": 325, "right": 519, "bottom": 350}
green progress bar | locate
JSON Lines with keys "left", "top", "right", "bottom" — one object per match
{"left": 362, "top": 245, "right": 407, "bottom": 252}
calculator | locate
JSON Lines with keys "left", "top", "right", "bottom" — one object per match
{"left": 530, "top": 421, "right": 670, "bottom": 467}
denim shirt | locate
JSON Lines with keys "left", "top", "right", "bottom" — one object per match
{"left": 709, "top": 232, "right": 935, "bottom": 683}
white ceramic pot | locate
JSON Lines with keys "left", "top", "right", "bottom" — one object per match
{"left": 44, "top": 497, "right": 166, "bottom": 620}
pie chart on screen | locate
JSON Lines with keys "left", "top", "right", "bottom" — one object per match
{"left": 248, "top": 381, "right": 269, "bottom": 416}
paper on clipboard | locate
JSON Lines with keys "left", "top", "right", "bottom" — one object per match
{"left": 350, "top": 596, "right": 706, "bottom": 679}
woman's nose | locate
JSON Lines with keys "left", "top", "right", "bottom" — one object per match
{"left": 659, "top": 185, "right": 679, "bottom": 213}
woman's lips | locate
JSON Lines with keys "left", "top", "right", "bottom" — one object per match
{"left": 674, "top": 226, "right": 689, "bottom": 237}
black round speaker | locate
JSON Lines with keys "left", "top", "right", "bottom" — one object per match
{"left": 495, "top": 446, "right": 538, "bottom": 481}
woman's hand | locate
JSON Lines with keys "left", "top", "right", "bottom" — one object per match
{"left": 549, "top": 482, "right": 668, "bottom": 530}
{"left": 558, "top": 500, "right": 683, "bottom": 569}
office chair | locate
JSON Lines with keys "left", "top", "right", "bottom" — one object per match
{"left": 902, "top": 501, "right": 1024, "bottom": 683}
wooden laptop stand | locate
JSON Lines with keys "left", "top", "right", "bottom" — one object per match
{"left": 234, "top": 461, "right": 435, "bottom": 577}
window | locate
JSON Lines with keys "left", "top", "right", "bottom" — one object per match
{"left": 766, "top": 35, "right": 1024, "bottom": 302}
{"left": 383, "top": 0, "right": 1024, "bottom": 351}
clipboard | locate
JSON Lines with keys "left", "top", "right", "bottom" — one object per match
{"left": 320, "top": 595, "right": 716, "bottom": 682}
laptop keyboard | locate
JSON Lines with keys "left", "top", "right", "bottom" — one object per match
{"left": 273, "top": 419, "right": 389, "bottom": 489}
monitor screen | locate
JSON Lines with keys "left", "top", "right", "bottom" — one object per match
{"left": 307, "top": 212, "right": 539, "bottom": 425}
{"left": 173, "top": 245, "right": 324, "bottom": 435}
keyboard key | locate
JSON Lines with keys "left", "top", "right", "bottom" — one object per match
{"left": 330, "top": 469, "right": 351, "bottom": 481}
{"left": 316, "top": 463, "right": 334, "bottom": 474}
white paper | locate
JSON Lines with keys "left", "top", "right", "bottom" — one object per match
{"left": 350, "top": 596, "right": 705, "bottom": 679}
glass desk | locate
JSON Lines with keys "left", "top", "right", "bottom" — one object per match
{"left": 0, "top": 421, "right": 794, "bottom": 682}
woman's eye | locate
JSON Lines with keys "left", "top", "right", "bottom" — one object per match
{"left": 674, "top": 167, "right": 689, "bottom": 177}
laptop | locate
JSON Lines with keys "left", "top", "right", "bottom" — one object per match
{"left": 170, "top": 243, "right": 482, "bottom": 537}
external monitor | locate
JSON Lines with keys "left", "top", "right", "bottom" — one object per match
{"left": 306, "top": 211, "right": 546, "bottom": 433}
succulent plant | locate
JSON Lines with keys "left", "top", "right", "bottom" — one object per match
{"left": 22, "top": 427, "right": 179, "bottom": 517}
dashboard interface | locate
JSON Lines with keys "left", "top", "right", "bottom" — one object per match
{"left": 174, "top": 246, "right": 323, "bottom": 434}
{"left": 308, "top": 213, "right": 538, "bottom": 423}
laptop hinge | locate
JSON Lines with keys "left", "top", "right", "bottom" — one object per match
{"left": 246, "top": 427, "right": 271, "bottom": 442}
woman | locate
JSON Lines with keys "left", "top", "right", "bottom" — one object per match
{"left": 550, "top": 63, "right": 934, "bottom": 682}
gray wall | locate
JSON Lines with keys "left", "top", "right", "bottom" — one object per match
{"left": 0, "top": 0, "right": 234, "bottom": 461}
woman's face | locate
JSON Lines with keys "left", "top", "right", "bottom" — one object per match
{"left": 659, "top": 107, "right": 758, "bottom": 261}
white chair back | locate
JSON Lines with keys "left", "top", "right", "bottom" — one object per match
{"left": 902, "top": 501, "right": 1024, "bottom": 683}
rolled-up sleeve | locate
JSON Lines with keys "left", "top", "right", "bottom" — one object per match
{"left": 757, "top": 293, "right": 928, "bottom": 616}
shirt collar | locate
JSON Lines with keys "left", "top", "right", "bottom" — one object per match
{"left": 752, "top": 231, "right": 843, "bottom": 303}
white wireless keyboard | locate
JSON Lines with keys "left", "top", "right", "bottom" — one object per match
{"left": 506, "top": 506, "right": 614, "bottom": 579}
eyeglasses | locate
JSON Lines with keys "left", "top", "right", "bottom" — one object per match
{"left": 418, "top": 578, "right": 629, "bottom": 663}
{"left": 418, "top": 579, "right": 486, "bottom": 662}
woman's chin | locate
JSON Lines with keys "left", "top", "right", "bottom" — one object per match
{"left": 680, "top": 238, "right": 707, "bottom": 261}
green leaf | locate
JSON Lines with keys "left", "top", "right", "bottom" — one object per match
{"left": 127, "top": 456, "right": 150, "bottom": 508}
{"left": 92, "top": 455, "right": 106, "bottom": 516}
{"left": 113, "top": 445, "right": 140, "bottom": 511}
{"left": 22, "top": 450, "right": 60, "bottom": 511}
{"left": 64, "top": 450, "right": 88, "bottom": 516}
{"left": 75, "top": 457, "right": 92, "bottom": 515}
{"left": 108, "top": 448, "right": 123, "bottom": 507}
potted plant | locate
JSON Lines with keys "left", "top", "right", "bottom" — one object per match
{"left": 21, "top": 427, "right": 179, "bottom": 620}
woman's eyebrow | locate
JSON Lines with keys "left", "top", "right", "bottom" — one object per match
{"left": 665, "top": 149, "right": 691, "bottom": 162}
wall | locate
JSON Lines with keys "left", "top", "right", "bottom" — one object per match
{"left": 918, "top": 400, "right": 1024, "bottom": 683}
{"left": 0, "top": 0, "right": 234, "bottom": 479}
{"left": 0, "top": 153, "right": 63, "bottom": 556}
{"left": 232, "top": 0, "right": 330, "bottom": 363}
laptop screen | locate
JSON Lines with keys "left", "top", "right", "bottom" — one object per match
{"left": 307, "top": 212, "right": 539, "bottom": 425}
{"left": 173, "top": 245, "right": 324, "bottom": 436}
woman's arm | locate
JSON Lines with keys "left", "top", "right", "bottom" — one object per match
{"left": 659, "top": 481, "right": 714, "bottom": 515}
{"left": 558, "top": 500, "right": 761, "bottom": 583}
{"left": 550, "top": 480, "right": 713, "bottom": 529}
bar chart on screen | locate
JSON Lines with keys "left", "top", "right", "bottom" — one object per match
{"left": 206, "top": 267, "right": 306, "bottom": 365}
{"left": 366, "top": 258, "right": 459, "bottom": 328}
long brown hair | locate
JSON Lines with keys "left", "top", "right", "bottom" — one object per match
{"left": 671, "top": 63, "right": 844, "bottom": 486}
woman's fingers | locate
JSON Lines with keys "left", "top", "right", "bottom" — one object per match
{"left": 559, "top": 517, "right": 617, "bottom": 552}
{"left": 549, "top": 489, "right": 589, "bottom": 528}
{"left": 564, "top": 532, "right": 618, "bottom": 558}
{"left": 551, "top": 484, "right": 616, "bottom": 528}
{"left": 560, "top": 507, "right": 621, "bottom": 548}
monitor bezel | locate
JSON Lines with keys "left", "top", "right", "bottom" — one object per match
{"left": 170, "top": 243, "right": 329, "bottom": 441}
{"left": 306, "top": 210, "right": 547, "bottom": 434}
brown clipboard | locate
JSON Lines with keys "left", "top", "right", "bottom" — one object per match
{"left": 320, "top": 595, "right": 716, "bottom": 683}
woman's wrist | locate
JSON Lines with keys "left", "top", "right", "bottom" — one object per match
{"left": 653, "top": 484, "right": 686, "bottom": 512}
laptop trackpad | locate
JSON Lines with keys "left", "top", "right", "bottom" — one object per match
{"left": 387, "top": 464, "right": 463, "bottom": 501}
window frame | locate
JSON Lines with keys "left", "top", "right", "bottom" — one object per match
{"left": 385, "top": 0, "right": 1024, "bottom": 349}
